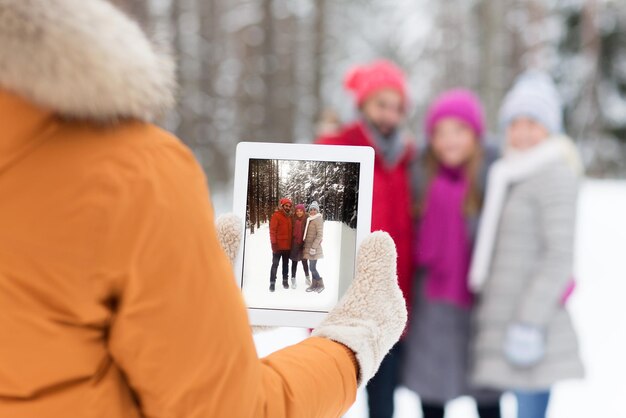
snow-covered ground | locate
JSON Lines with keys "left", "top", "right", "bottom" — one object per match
{"left": 241, "top": 220, "right": 356, "bottom": 312}
{"left": 249, "top": 180, "right": 626, "bottom": 418}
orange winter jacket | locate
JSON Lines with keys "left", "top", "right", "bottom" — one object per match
{"left": 0, "top": 91, "right": 357, "bottom": 418}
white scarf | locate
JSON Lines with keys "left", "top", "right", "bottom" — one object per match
{"left": 303, "top": 213, "right": 322, "bottom": 240}
{"left": 469, "top": 135, "right": 583, "bottom": 292}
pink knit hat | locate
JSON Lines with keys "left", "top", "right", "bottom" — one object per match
{"left": 295, "top": 204, "right": 306, "bottom": 211}
{"left": 344, "top": 60, "right": 408, "bottom": 107}
{"left": 425, "top": 89, "right": 485, "bottom": 141}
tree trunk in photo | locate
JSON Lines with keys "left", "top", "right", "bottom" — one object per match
{"left": 272, "top": 159, "right": 277, "bottom": 218}
{"left": 323, "top": 162, "right": 327, "bottom": 217}
{"left": 276, "top": 160, "right": 281, "bottom": 201}
{"left": 256, "top": 161, "right": 260, "bottom": 228}
{"left": 272, "top": 159, "right": 276, "bottom": 212}
{"left": 249, "top": 160, "right": 256, "bottom": 233}
{"left": 267, "top": 160, "right": 270, "bottom": 221}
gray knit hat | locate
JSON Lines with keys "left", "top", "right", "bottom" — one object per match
{"left": 499, "top": 70, "right": 563, "bottom": 134}
{"left": 308, "top": 201, "right": 320, "bottom": 212}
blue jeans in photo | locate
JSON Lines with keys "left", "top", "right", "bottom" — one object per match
{"left": 309, "top": 259, "right": 321, "bottom": 281}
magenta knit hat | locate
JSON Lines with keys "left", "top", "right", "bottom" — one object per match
{"left": 295, "top": 204, "right": 306, "bottom": 211}
{"left": 424, "top": 89, "right": 485, "bottom": 141}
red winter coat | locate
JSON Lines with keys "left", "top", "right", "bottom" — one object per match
{"left": 316, "top": 121, "right": 415, "bottom": 311}
{"left": 269, "top": 209, "right": 293, "bottom": 251}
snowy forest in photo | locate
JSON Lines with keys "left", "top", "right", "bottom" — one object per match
{"left": 243, "top": 159, "right": 360, "bottom": 313}
{"left": 246, "top": 159, "right": 360, "bottom": 231}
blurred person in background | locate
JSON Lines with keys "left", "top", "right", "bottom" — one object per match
{"left": 0, "top": 1, "right": 409, "bottom": 417}
{"left": 403, "top": 90, "right": 502, "bottom": 418}
{"left": 315, "top": 108, "right": 342, "bottom": 137}
{"left": 469, "top": 71, "right": 585, "bottom": 418}
{"left": 316, "top": 60, "right": 415, "bottom": 418}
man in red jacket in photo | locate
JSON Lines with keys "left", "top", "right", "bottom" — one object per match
{"left": 316, "top": 60, "right": 415, "bottom": 418}
{"left": 269, "top": 198, "right": 294, "bottom": 292}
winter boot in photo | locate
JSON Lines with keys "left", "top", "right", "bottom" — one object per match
{"left": 269, "top": 282, "right": 275, "bottom": 292}
{"left": 282, "top": 279, "right": 289, "bottom": 289}
{"left": 315, "top": 278, "right": 325, "bottom": 293}
{"left": 306, "top": 280, "right": 318, "bottom": 292}
{"left": 291, "top": 276, "right": 297, "bottom": 289}
{"left": 305, "top": 275, "right": 312, "bottom": 287}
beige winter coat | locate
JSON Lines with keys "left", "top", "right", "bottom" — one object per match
{"left": 303, "top": 214, "right": 324, "bottom": 260}
{"left": 471, "top": 159, "right": 584, "bottom": 390}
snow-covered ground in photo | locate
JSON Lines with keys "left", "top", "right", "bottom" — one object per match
{"left": 242, "top": 220, "right": 356, "bottom": 312}
{"left": 250, "top": 180, "right": 626, "bottom": 418}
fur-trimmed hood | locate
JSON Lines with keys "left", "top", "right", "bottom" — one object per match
{"left": 0, "top": 0, "right": 176, "bottom": 122}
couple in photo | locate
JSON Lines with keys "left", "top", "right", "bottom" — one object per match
{"left": 269, "top": 198, "right": 324, "bottom": 293}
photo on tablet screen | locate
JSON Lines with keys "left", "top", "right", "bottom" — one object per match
{"left": 241, "top": 158, "right": 360, "bottom": 313}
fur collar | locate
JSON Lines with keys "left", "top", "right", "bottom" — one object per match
{"left": 0, "top": 0, "right": 176, "bottom": 122}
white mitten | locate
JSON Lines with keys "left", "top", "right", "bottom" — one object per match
{"left": 503, "top": 323, "right": 545, "bottom": 368}
{"left": 312, "top": 231, "right": 407, "bottom": 385}
{"left": 215, "top": 214, "right": 274, "bottom": 335}
{"left": 309, "top": 248, "right": 316, "bottom": 256}
{"left": 215, "top": 214, "right": 242, "bottom": 265}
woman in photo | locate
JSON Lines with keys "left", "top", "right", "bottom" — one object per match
{"left": 403, "top": 89, "right": 502, "bottom": 418}
{"left": 290, "top": 204, "right": 310, "bottom": 289}
{"left": 470, "top": 71, "right": 584, "bottom": 418}
{"left": 303, "top": 201, "right": 325, "bottom": 293}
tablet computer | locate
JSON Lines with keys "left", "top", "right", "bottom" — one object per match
{"left": 232, "top": 142, "right": 374, "bottom": 328}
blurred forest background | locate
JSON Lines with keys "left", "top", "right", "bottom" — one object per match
{"left": 110, "top": 0, "right": 626, "bottom": 196}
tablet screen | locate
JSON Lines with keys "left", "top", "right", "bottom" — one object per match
{"left": 241, "top": 158, "right": 360, "bottom": 313}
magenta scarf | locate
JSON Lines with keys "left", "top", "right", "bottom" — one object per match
{"left": 416, "top": 166, "right": 473, "bottom": 309}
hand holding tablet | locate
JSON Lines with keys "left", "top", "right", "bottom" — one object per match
{"left": 221, "top": 141, "right": 408, "bottom": 383}
{"left": 216, "top": 209, "right": 408, "bottom": 384}
{"left": 231, "top": 142, "right": 376, "bottom": 328}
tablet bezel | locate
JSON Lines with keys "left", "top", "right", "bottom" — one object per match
{"left": 232, "top": 141, "right": 374, "bottom": 328}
